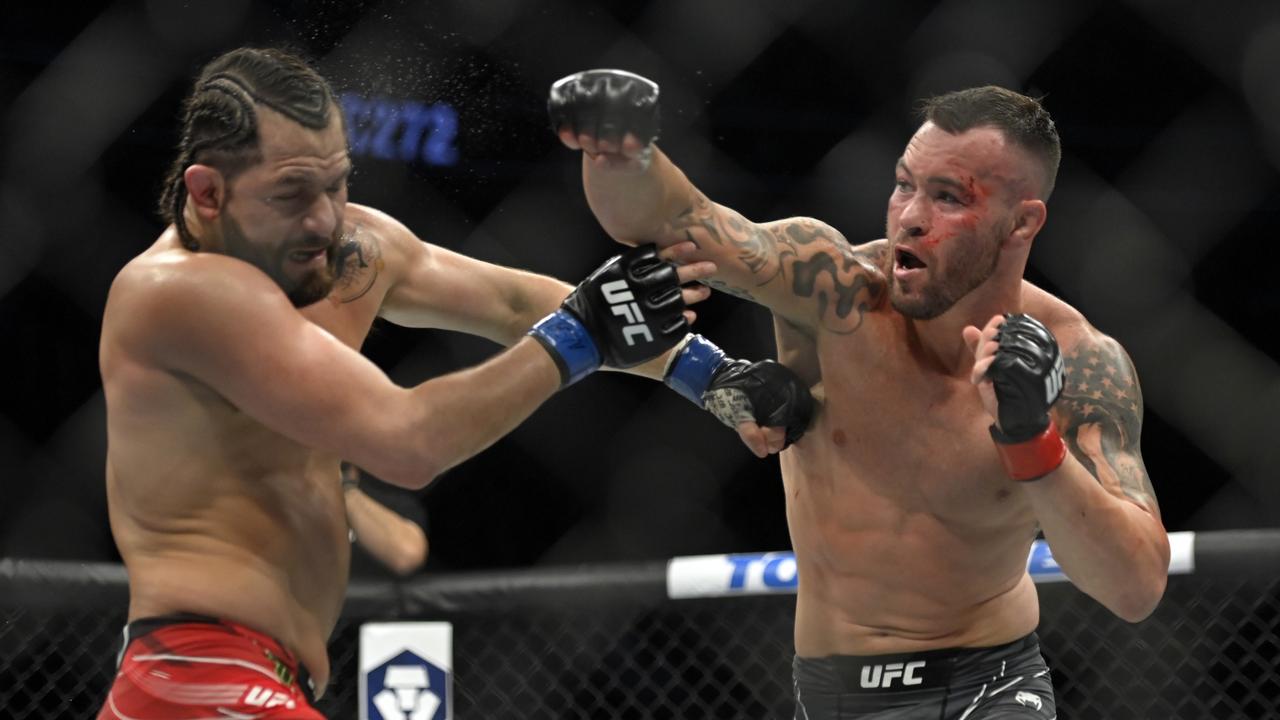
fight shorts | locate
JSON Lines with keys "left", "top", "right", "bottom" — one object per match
{"left": 97, "top": 612, "right": 324, "bottom": 719}
{"left": 793, "top": 633, "right": 1056, "bottom": 719}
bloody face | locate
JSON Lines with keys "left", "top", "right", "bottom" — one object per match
{"left": 884, "top": 123, "right": 1018, "bottom": 320}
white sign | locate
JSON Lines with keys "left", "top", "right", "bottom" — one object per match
{"left": 359, "top": 622, "right": 452, "bottom": 720}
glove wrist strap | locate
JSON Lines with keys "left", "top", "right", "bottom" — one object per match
{"left": 663, "top": 334, "right": 727, "bottom": 407}
{"left": 528, "top": 310, "right": 601, "bottom": 387}
{"left": 990, "top": 419, "right": 1067, "bottom": 481}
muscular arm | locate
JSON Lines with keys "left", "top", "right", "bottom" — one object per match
{"left": 373, "top": 206, "right": 704, "bottom": 381}
{"left": 583, "top": 148, "right": 886, "bottom": 334}
{"left": 123, "top": 254, "right": 561, "bottom": 490}
{"left": 1024, "top": 332, "right": 1169, "bottom": 621}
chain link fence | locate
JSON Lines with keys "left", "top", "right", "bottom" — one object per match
{"left": 3, "top": 532, "right": 1278, "bottom": 719}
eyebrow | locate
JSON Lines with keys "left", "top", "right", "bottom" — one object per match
{"left": 896, "top": 158, "right": 970, "bottom": 195}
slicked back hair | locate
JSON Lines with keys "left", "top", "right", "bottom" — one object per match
{"left": 158, "top": 47, "right": 341, "bottom": 249}
{"left": 917, "top": 86, "right": 1061, "bottom": 200}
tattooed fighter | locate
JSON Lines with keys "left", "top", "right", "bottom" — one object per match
{"left": 97, "top": 49, "right": 814, "bottom": 719}
{"left": 550, "top": 71, "right": 1168, "bottom": 719}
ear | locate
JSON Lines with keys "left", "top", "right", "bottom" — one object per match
{"left": 183, "top": 164, "right": 226, "bottom": 222}
{"left": 1006, "top": 199, "right": 1046, "bottom": 248}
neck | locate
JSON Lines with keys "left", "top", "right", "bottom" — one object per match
{"left": 906, "top": 269, "right": 1025, "bottom": 376}
{"left": 180, "top": 203, "right": 223, "bottom": 253}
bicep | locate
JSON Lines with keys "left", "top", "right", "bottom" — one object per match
{"left": 380, "top": 240, "right": 569, "bottom": 344}
{"left": 669, "top": 195, "right": 884, "bottom": 333}
{"left": 1054, "top": 334, "right": 1161, "bottom": 517}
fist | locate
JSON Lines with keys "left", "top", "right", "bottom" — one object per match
{"left": 549, "top": 69, "right": 660, "bottom": 168}
{"left": 966, "top": 313, "right": 1064, "bottom": 442}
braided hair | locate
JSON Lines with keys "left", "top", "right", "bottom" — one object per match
{"left": 158, "top": 48, "right": 339, "bottom": 249}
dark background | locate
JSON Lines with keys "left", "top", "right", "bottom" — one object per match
{"left": 2, "top": 0, "right": 1278, "bottom": 574}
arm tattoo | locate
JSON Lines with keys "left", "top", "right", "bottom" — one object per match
{"left": 668, "top": 191, "right": 885, "bottom": 332}
{"left": 333, "top": 226, "right": 383, "bottom": 303}
{"left": 1055, "top": 336, "right": 1160, "bottom": 514}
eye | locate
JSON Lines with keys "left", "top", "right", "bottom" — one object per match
{"left": 935, "top": 191, "right": 962, "bottom": 205}
{"left": 894, "top": 178, "right": 913, "bottom": 192}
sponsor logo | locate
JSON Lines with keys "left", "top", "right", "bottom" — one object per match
{"left": 859, "top": 661, "right": 926, "bottom": 689}
{"left": 600, "top": 279, "right": 652, "bottom": 345}
{"left": 1015, "top": 690, "right": 1044, "bottom": 711}
{"left": 242, "top": 685, "right": 297, "bottom": 710}
{"left": 726, "top": 552, "right": 798, "bottom": 592}
{"left": 342, "top": 94, "right": 459, "bottom": 166}
{"left": 366, "top": 649, "right": 448, "bottom": 720}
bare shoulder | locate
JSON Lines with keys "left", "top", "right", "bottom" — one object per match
{"left": 104, "top": 235, "right": 288, "bottom": 356}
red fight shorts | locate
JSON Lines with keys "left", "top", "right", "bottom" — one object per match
{"left": 97, "top": 613, "right": 324, "bottom": 719}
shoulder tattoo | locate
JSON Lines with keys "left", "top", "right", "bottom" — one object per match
{"left": 1055, "top": 335, "right": 1160, "bottom": 514}
{"left": 333, "top": 226, "right": 383, "bottom": 304}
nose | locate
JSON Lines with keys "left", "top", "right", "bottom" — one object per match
{"left": 898, "top": 193, "right": 929, "bottom": 238}
{"left": 302, "top": 194, "right": 341, "bottom": 238}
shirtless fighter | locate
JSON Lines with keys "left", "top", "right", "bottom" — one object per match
{"left": 549, "top": 70, "right": 1170, "bottom": 718}
{"left": 96, "top": 49, "right": 812, "bottom": 718}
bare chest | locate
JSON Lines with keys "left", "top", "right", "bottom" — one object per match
{"left": 797, "top": 331, "right": 1028, "bottom": 527}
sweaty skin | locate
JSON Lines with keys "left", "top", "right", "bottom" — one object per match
{"left": 567, "top": 120, "right": 1168, "bottom": 657}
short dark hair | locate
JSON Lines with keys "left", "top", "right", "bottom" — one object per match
{"left": 158, "top": 47, "right": 341, "bottom": 249}
{"left": 917, "top": 86, "right": 1061, "bottom": 200}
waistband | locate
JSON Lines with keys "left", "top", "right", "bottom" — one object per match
{"left": 794, "top": 633, "right": 1041, "bottom": 694}
{"left": 119, "top": 612, "right": 316, "bottom": 703}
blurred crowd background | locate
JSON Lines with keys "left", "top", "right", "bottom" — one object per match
{"left": 2, "top": 0, "right": 1278, "bottom": 575}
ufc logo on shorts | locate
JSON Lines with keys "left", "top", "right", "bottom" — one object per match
{"left": 601, "top": 279, "right": 652, "bottom": 346}
{"left": 242, "top": 685, "right": 297, "bottom": 709}
{"left": 859, "top": 661, "right": 926, "bottom": 689}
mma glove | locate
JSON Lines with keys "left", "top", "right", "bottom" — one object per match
{"left": 548, "top": 69, "right": 661, "bottom": 158}
{"left": 664, "top": 335, "right": 815, "bottom": 448}
{"left": 529, "top": 244, "right": 688, "bottom": 388}
{"left": 986, "top": 313, "right": 1067, "bottom": 481}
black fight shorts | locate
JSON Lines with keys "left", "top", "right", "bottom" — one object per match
{"left": 793, "top": 633, "right": 1055, "bottom": 719}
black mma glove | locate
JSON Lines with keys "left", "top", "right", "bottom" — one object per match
{"left": 664, "top": 335, "right": 815, "bottom": 448}
{"left": 548, "top": 69, "right": 661, "bottom": 149}
{"left": 986, "top": 313, "right": 1067, "bottom": 481}
{"left": 529, "top": 244, "right": 688, "bottom": 387}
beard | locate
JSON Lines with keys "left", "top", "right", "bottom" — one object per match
{"left": 220, "top": 212, "right": 340, "bottom": 308}
{"left": 889, "top": 233, "right": 1002, "bottom": 320}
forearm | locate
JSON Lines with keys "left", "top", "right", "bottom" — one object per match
{"left": 344, "top": 487, "right": 427, "bottom": 576}
{"left": 1023, "top": 456, "right": 1170, "bottom": 621}
{"left": 583, "top": 146, "right": 697, "bottom": 245}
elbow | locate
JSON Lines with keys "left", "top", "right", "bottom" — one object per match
{"left": 1111, "top": 575, "right": 1167, "bottom": 623}
{"left": 377, "top": 453, "right": 441, "bottom": 491}
{"left": 1113, "top": 577, "right": 1167, "bottom": 623}
{"left": 1111, "top": 544, "right": 1171, "bottom": 623}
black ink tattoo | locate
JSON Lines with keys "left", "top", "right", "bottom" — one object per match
{"left": 667, "top": 192, "right": 885, "bottom": 333}
{"left": 333, "top": 227, "right": 382, "bottom": 303}
{"left": 1055, "top": 336, "right": 1159, "bottom": 513}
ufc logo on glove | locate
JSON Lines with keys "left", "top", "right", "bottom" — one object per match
{"left": 601, "top": 279, "right": 652, "bottom": 345}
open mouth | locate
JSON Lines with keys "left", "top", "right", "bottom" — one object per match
{"left": 894, "top": 247, "right": 927, "bottom": 271}
{"left": 288, "top": 247, "right": 329, "bottom": 263}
